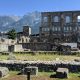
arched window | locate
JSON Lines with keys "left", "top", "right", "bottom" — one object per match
{"left": 22, "top": 38, "right": 24, "bottom": 43}
{"left": 70, "top": 27, "right": 72, "bottom": 31}
{"left": 26, "top": 39, "right": 27, "bottom": 42}
{"left": 65, "top": 16, "right": 71, "bottom": 23}
{"left": 52, "top": 27, "right": 55, "bottom": 31}
{"left": 52, "top": 27, "right": 60, "bottom": 31}
{"left": 77, "top": 16, "right": 80, "bottom": 22}
{"left": 64, "top": 27, "right": 69, "bottom": 31}
{"left": 42, "top": 28, "right": 49, "bottom": 32}
{"left": 54, "top": 16, "right": 59, "bottom": 22}
{"left": 55, "top": 27, "right": 58, "bottom": 31}
{"left": 43, "top": 16, "right": 48, "bottom": 22}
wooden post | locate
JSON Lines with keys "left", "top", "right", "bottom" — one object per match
{"left": 27, "top": 71, "right": 31, "bottom": 80}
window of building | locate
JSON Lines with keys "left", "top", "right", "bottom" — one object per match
{"left": 67, "top": 27, "right": 69, "bottom": 31}
{"left": 43, "top": 16, "right": 48, "bottom": 22}
{"left": 54, "top": 27, "right": 58, "bottom": 31}
{"left": 65, "top": 16, "right": 71, "bottom": 23}
{"left": 52, "top": 27, "right": 61, "bottom": 31}
{"left": 58, "top": 27, "right": 61, "bottom": 31}
{"left": 64, "top": 26, "right": 73, "bottom": 31}
{"left": 26, "top": 39, "right": 27, "bottom": 42}
{"left": 42, "top": 28, "right": 49, "bottom": 32}
{"left": 46, "top": 28, "right": 50, "bottom": 31}
{"left": 55, "top": 27, "right": 58, "bottom": 31}
{"left": 75, "top": 27, "right": 77, "bottom": 31}
{"left": 53, "top": 16, "right": 59, "bottom": 22}
{"left": 70, "top": 27, "right": 72, "bottom": 31}
{"left": 77, "top": 16, "right": 80, "bottom": 22}
{"left": 22, "top": 38, "right": 24, "bottom": 43}
{"left": 52, "top": 27, "right": 55, "bottom": 31}
{"left": 64, "top": 27, "right": 66, "bottom": 31}
{"left": 64, "top": 27, "right": 69, "bottom": 31}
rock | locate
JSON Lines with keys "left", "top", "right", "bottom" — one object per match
{"left": 74, "top": 59, "right": 80, "bottom": 62}
{"left": 22, "top": 66, "right": 38, "bottom": 76}
{"left": 56, "top": 68, "right": 69, "bottom": 78}
{"left": 0, "top": 67, "right": 9, "bottom": 77}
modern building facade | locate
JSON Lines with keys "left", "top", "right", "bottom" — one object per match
{"left": 40, "top": 11, "right": 80, "bottom": 43}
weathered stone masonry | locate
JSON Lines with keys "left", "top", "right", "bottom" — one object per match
{"left": 0, "top": 60, "right": 80, "bottom": 72}
{"left": 40, "top": 11, "right": 80, "bottom": 43}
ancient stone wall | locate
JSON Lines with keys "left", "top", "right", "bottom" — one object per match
{"left": 40, "top": 11, "right": 80, "bottom": 43}
{"left": 21, "top": 43, "right": 51, "bottom": 51}
{"left": 0, "top": 60, "right": 80, "bottom": 72}
{"left": 0, "top": 44, "right": 8, "bottom": 52}
{"left": 10, "top": 44, "right": 23, "bottom": 52}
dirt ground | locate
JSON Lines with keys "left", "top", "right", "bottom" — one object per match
{"left": 1, "top": 72, "right": 80, "bottom": 80}
{"left": 0, "top": 75, "right": 62, "bottom": 80}
{"left": 2, "top": 75, "right": 80, "bottom": 80}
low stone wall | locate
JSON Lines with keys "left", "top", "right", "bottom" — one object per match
{"left": 21, "top": 43, "right": 51, "bottom": 51}
{"left": 0, "top": 60, "right": 80, "bottom": 73}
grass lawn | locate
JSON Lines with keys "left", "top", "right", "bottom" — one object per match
{"left": 0, "top": 71, "right": 80, "bottom": 80}
{"left": 0, "top": 53, "right": 80, "bottom": 61}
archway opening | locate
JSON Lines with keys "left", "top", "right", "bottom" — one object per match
{"left": 77, "top": 16, "right": 80, "bottom": 22}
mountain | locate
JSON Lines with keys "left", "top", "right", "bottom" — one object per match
{"left": 0, "top": 11, "right": 41, "bottom": 34}
{"left": 0, "top": 16, "right": 21, "bottom": 32}
{"left": 9, "top": 15, "right": 21, "bottom": 21}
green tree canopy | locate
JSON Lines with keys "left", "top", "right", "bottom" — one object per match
{"left": 7, "top": 29, "right": 17, "bottom": 40}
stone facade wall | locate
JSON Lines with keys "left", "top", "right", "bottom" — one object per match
{"left": 17, "top": 36, "right": 30, "bottom": 43}
{"left": 0, "top": 44, "right": 8, "bottom": 52}
{"left": 21, "top": 43, "right": 51, "bottom": 51}
{"left": 0, "top": 38, "right": 16, "bottom": 45}
{"left": 40, "top": 11, "right": 80, "bottom": 43}
{"left": 10, "top": 44, "right": 23, "bottom": 52}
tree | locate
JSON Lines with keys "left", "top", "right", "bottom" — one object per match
{"left": 7, "top": 29, "right": 17, "bottom": 40}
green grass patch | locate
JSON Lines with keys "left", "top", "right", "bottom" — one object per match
{"left": 0, "top": 53, "right": 80, "bottom": 61}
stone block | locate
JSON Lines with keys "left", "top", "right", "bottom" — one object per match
{"left": 56, "top": 68, "right": 69, "bottom": 78}
{"left": 22, "top": 66, "right": 38, "bottom": 76}
{"left": 0, "top": 67, "right": 9, "bottom": 77}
